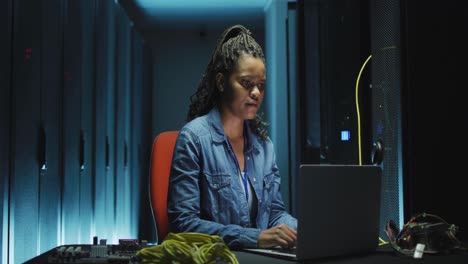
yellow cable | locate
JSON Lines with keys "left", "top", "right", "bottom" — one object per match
{"left": 355, "top": 54, "right": 372, "bottom": 166}
{"left": 136, "top": 232, "right": 239, "bottom": 264}
{"left": 379, "top": 236, "right": 389, "bottom": 246}
{"left": 355, "top": 55, "right": 389, "bottom": 246}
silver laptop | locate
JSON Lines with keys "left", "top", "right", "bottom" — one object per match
{"left": 244, "top": 164, "right": 382, "bottom": 261}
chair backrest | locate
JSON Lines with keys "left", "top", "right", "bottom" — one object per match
{"left": 149, "top": 130, "right": 179, "bottom": 242}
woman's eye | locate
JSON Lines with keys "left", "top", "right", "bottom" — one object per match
{"left": 257, "top": 83, "right": 265, "bottom": 91}
{"left": 241, "top": 80, "right": 253, "bottom": 89}
{"left": 240, "top": 79, "right": 265, "bottom": 91}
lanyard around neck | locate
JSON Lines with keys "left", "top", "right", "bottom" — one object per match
{"left": 226, "top": 133, "right": 249, "bottom": 201}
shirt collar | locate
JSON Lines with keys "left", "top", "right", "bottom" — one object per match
{"left": 207, "top": 107, "right": 261, "bottom": 153}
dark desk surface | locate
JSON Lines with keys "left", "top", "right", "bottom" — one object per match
{"left": 234, "top": 244, "right": 468, "bottom": 264}
{"left": 26, "top": 243, "right": 468, "bottom": 264}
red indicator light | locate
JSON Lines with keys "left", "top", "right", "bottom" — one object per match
{"left": 25, "top": 48, "right": 32, "bottom": 59}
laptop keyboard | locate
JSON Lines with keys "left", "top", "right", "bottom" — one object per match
{"left": 271, "top": 247, "right": 297, "bottom": 255}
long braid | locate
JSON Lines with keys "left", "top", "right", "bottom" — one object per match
{"left": 187, "top": 25, "right": 269, "bottom": 140}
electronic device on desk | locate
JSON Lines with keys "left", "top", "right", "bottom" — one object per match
{"left": 24, "top": 237, "right": 152, "bottom": 264}
{"left": 244, "top": 164, "right": 382, "bottom": 261}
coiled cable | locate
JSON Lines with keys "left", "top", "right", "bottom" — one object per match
{"left": 136, "top": 232, "right": 239, "bottom": 264}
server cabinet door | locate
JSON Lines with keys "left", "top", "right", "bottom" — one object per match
{"left": 38, "top": 0, "right": 63, "bottom": 254}
{"left": 10, "top": 0, "right": 43, "bottom": 262}
{"left": 0, "top": 0, "right": 13, "bottom": 262}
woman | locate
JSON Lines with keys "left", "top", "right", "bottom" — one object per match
{"left": 167, "top": 24, "right": 297, "bottom": 250}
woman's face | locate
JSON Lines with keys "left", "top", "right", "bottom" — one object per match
{"left": 218, "top": 54, "right": 266, "bottom": 121}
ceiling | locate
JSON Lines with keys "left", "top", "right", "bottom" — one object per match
{"left": 119, "top": 0, "right": 270, "bottom": 30}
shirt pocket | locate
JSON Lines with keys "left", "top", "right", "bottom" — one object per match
{"left": 205, "top": 173, "right": 231, "bottom": 190}
{"left": 203, "top": 172, "right": 232, "bottom": 214}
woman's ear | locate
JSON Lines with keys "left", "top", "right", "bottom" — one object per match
{"left": 216, "top": 73, "right": 224, "bottom": 92}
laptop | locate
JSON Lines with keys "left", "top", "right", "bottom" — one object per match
{"left": 244, "top": 164, "right": 382, "bottom": 261}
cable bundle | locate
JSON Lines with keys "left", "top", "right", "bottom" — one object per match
{"left": 136, "top": 232, "right": 239, "bottom": 264}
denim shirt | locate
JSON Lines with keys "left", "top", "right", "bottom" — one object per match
{"left": 167, "top": 107, "right": 297, "bottom": 249}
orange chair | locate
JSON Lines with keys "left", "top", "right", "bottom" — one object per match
{"left": 149, "top": 130, "right": 179, "bottom": 243}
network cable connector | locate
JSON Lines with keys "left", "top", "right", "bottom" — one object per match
{"left": 413, "top": 243, "right": 425, "bottom": 259}
{"left": 90, "top": 245, "right": 108, "bottom": 258}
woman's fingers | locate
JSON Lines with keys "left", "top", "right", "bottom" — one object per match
{"left": 274, "top": 224, "right": 297, "bottom": 247}
{"left": 258, "top": 224, "right": 297, "bottom": 248}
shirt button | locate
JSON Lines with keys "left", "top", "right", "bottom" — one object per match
{"left": 247, "top": 156, "right": 250, "bottom": 160}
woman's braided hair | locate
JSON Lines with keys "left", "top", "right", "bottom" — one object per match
{"left": 186, "top": 24, "right": 269, "bottom": 140}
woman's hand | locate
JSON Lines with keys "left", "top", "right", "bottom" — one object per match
{"left": 257, "top": 224, "right": 297, "bottom": 248}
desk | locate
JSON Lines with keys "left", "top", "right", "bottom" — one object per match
{"left": 26, "top": 243, "right": 468, "bottom": 263}
{"left": 234, "top": 244, "right": 468, "bottom": 264}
